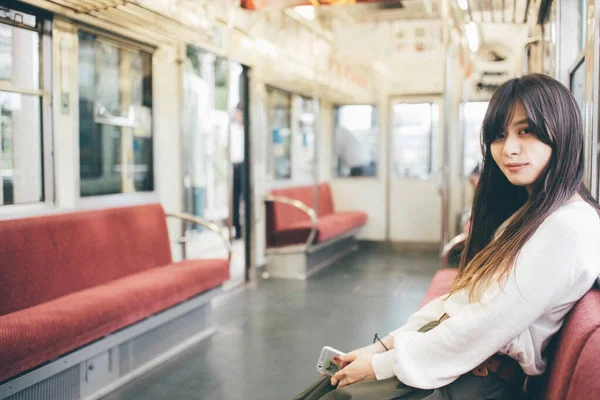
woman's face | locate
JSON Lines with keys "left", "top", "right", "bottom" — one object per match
{"left": 490, "top": 102, "right": 552, "bottom": 193}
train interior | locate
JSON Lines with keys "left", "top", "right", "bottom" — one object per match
{"left": 0, "top": 0, "right": 598, "bottom": 399}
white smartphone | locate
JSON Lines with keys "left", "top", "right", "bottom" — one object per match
{"left": 316, "top": 346, "right": 346, "bottom": 376}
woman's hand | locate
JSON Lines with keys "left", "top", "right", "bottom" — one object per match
{"left": 347, "top": 342, "right": 387, "bottom": 358}
{"left": 330, "top": 353, "right": 376, "bottom": 388}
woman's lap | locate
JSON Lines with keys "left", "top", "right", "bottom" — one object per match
{"left": 294, "top": 374, "right": 524, "bottom": 400}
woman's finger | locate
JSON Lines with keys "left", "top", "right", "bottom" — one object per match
{"left": 338, "top": 377, "right": 351, "bottom": 388}
{"left": 330, "top": 376, "right": 337, "bottom": 386}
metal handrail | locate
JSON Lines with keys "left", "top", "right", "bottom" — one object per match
{"left": 166, "top": 212, "right": 232, "bottom": 261}
{"left": 441, "top": 232, "right": 467, "bottom": 269}
{"left": 264, "top": 194, "right": 319, "bottom": 252}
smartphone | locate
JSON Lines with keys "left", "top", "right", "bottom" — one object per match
{"left": 316, "top": 346, "right": 346, "bottom": 376}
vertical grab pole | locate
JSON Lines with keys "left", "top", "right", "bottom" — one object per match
{"left": 440, "top": 44, "right": 453, "bottom": 254}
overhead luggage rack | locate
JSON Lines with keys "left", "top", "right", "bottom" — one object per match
{"left": 46, "top": 0, "right": 134, "bottom": 14}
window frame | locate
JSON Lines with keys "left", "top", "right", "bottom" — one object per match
{"left": 74, "top": 26, "right": 156, "bottom": 206}
{"left": 332, "top": 103, "right": 379, "bottom": 180}
{"left": 0, "top": 3, "right": 54, "bottom": 214}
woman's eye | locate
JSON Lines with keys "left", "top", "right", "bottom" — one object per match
{"left": 493, "top": 132, "right": 505, "bottom": 141}
{"left": 519, "top": 127, "right": 531, "bottom": 135}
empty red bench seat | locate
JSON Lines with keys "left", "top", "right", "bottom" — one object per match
{"left": 0, "top": 204, "right": 229, "bottom": 383}
{"left": 266, "top": 183, "right": 367, "bottom": 247}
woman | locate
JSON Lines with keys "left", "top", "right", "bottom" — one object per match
{"left": 294, "top": 74, "right": 600, "bottom": 400}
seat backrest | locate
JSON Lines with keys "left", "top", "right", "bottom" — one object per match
{"left": 0, "top": 204, "right": 172, "bottom": 316}
{"left": 267, "top": 183, "right": 334, "bottom": 233}
{"left": 526, "top": 288, "right": 600, "bottom": 400}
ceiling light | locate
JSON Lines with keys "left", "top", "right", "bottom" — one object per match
{"left": 294, "top": 5, "right": 315, "bottom": 21}
{"left": 457, "top": 0, "right": 469, "bottom": 10}
{"left": 465, "top": 21, "right": 480, "bottom": 53}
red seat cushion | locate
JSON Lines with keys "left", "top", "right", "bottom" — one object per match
{"left": 525, "top": 288, "right": 600, "bottom": 400}
{"left": 420, "top": 268, "right": 458, "bottom": 307}
{"left": 0, "top": 204, "right": 172, "bottom": 316}
{"left": 0, "top": 259, "right": 229, "bottom": 383}
{"left": 267, "top": 183, "right": 336, "bottom": 247}
{"left": 271, "top": 211, "right": 368, "bottom": 247}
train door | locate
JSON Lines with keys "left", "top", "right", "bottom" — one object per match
{"left": 181, "top": 45, "right": 249, "bottom": 289}
{"left": 388, "top": 98, "right": 443, "bottom": 247}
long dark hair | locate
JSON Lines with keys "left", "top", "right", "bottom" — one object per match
{"left": 450, "top": 73, "right": 600, "bottom": 301}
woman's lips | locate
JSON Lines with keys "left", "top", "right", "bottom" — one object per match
{"left": 506, "top": 163, "right": 528, "bottom": 172}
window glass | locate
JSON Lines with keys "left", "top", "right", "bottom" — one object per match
{"left": 1, "top": 92, "right": 43, "bottom": 205}
{"left": 295, "top": 96, "right": 318, "bottom": 183}
{"left": 580, "top": 0, "right": 587, "bottom": 50}
{"left": 0, "top": 8, "right": 44, "bottom": 206}
{"left": 333, "top": 105, "right": 377, "bottom": 178}
{"left": 78, "top": 32, "right": 153, "bottom": 197}
{"left": 268, "top": 88, "right": 292, "bottom": 180}
{"left": 570, "top": 59, "right": 585, "bottom": 120}
{"left": 0, "top": 13, "right": 39, "bottom": 90}
{"left": 392, "top": 103, "right": 438, "bottom": 179}
{"left": 462, "top": 102, "right": 488, "bottom": 178}
{"left": 182, "top": 47, "right": 230, "bottom": 222}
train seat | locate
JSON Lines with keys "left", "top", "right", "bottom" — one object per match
{"left": 420, "top": 268, "right": 458, "bottom": 307}
{"left": 264, "top": 183, "right": 367, "bottom": 279}
{"left": 0, "top": 204, "right": 229, "bottom": 388}
{"left": 266, "top": 183, "right": 367, "bottom": 248}
{"left": 525, "top": 288, "right": 600, "bottom": 399}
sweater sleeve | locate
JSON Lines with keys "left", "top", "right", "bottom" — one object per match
{"left": 373, "top": 214, "right": 578, "bottom": 389}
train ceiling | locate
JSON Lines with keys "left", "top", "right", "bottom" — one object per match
{"left": 241, "top": 0, "right": 535, "bottom": 24}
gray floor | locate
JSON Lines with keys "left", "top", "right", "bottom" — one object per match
{"left": 101, "top": 243, "right": 441, "bottom": 400}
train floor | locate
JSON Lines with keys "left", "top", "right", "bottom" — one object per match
{"left": 100, "top": 243, "right": 441, "bottom": 400}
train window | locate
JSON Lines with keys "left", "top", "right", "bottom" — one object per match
{"left": 392, "top": 103, "right": 439, "bottom": 179}
{"left": 267, "top": 87, "right": 292, "bottom": 180}
{"left": 0, "top": 7, "right": 44, "bottom": 206}
{"left": 579, "top": 0, "right": 587, "bottom": 50}
{"left": 570, "top": 58, "right": 585, "bottom": 121}
{"left": 78, "top": 32, "right": 153, "bottom": 197}
{"left": 462, "top": 102, "right": 488, "bottom": 178}
{"left": 182, "top": 47, "right": 231, "bottom": 222}
{"left": 333, "top": 105, "right": 378, "bottom": 178}
{"left": 294, "top": 95, "right": 318, "bottom": 183}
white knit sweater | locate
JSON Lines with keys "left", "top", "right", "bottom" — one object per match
{"left": 371, "top": 201, "right": 600, "bottom": 389}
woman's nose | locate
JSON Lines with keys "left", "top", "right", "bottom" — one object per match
{"left": 503, "top": 134, "right": 520, "bottom": 156}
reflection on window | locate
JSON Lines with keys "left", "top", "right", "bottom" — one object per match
{"left": 78, "top": 32, "right": 153, "bottom": 197}
{"left": 334, "top": 105, "right": 377, "bottom": 178}
{"left": 0, "top": 8, "right": 44, "bottom": 206}
{"left": 182, "top": 46, "right": 231, "bottom": 222}
{"left": 570, "top": 59, "right": 585, "bottom": 121}
{"left": 462, "top": 102, "right": 488, "bottom": 178}
{"left": 1, "top": 92, "right": 43, "bottom": 205}
{"left": 295, "top": 96, "right": 318, "bottom": 183}
{"left": 268, "top": 88, "right": 292, "bottom": 180}
{"left": 392, "top": 103, "right": 438, "bottom": 179}
{"left": 580, "top": 0, "right": 587, "bottom": 50}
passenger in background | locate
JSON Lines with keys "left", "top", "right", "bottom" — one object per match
{"left": 230, "top": 103, "right": 244, "bottom": 240}
{"left": 294, "top": 74, "right": 600, "bottom": 400}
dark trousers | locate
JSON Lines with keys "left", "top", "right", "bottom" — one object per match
{"left": 294, "top": 317, "right": 524, "bottom": 400}
{"left": 233, "top": 163, "right": 243, "bottom": 239}
{"left": 293, "top": 373, "right": 523, "bottom": 400}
